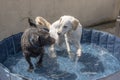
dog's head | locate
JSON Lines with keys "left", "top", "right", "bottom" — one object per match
{"left": 57, "top": 15, "right": 79, "bottom": 35}
{"left": 38, "top": 29, "right": 55, "bottom": 46}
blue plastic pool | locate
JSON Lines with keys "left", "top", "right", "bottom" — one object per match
{"left": 0, "top": 29, "right": 120, "bottom": 80}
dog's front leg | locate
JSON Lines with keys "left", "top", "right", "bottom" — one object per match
{"left": 64, "top": 34, "right": 74, "bottom": 59}
{"left": 74, "top": 41, "right": 82, "bottom": 62}
{"left": 76, "top": 43, "right": 82, "bottom": 57}
{"left": 49, "top": 44, "right": 57, "bottom": 58}
{"left": 36, "top": 50, "right": 44, "bottom": 68}
{"left": 24, "top": 55, "right": 34, "bottom": 72}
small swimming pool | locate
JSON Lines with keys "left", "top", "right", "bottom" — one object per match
{"left": 0, "top": 29, "right": 120, "bottom": 80}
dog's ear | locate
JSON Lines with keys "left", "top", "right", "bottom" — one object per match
{"left": 72, "top": 19, "right": 79, "bottom": 30}
{"left": 59, "top": 17, "right": 62, "bottom": 24}
{"left": 35, "top": 16, "right": 51, "bottom": 29}
{"left": 35, "top": 17, "right": 45, "bottom": 25}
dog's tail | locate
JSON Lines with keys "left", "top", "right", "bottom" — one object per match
{"left": 28, "top": 17, "right": 37, "bottom": 27}
{"left": 35, "top": 16, "right": 51, "bottom": 30}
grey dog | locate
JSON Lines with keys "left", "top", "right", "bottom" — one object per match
{"left": 21, "top": 18, "right": 55, "bottom": 72}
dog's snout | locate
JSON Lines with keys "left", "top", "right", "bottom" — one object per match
{"left": 57, "top": 32, "right": 61, "bottom": 35}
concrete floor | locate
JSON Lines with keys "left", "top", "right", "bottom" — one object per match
{"left": 88, "top": 22, "right": 120, "bottom": 38}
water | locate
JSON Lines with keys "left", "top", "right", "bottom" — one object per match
{"left": 3, "top": 43, "right": 120, "bottom": 80}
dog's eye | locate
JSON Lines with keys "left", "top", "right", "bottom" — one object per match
{"left": 64, "top": 26, "right": 67, "bottom": 28}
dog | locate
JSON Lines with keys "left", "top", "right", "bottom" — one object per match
{"left": 21, "top": 18, "right": 55, "bottom": 72}
{"left": 49, "top": 15, "right": 82, "bottom": 61}
{"left": 55, "top": 15, "right": 82, "bottom": 61}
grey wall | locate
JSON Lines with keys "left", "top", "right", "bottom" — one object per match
{"left": 0, "top": 0, "right": 119, "bottom": 40}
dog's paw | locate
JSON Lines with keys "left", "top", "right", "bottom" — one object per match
{"left": 75, "top": 51, "right": 81, "bottom": 63}
{"left": 27, "top": 68, "right": 34, "bottom": 72}
{"left": 36, "top": 63, "right": 42, "bottom": 68}
{"left": 75, "top": 55, "right": 80, "bottom": 63}
{"left": 49, "top": 54, "right": 56, "bottom": 58}
{"left": 49, "top": 52, "right": 57, "bottom": 58}
{"left": 77, "top": 49, "right": 82, "bottom": 57}
{"left": 51, "top": 53, "right": 57, "bottom": 58}
{"left": 27, "top": 66, "right": 34, "bottom": 72}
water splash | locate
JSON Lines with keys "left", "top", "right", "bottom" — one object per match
{"left": 3, "top": 43, "right": 120, "bottom": 80}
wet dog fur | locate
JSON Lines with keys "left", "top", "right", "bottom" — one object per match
{"left": 21, "top": 18, "right": 55, "bottom": 72}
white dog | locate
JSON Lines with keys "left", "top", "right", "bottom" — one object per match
{"left": 52, "top": 15, "right": 82, "bottom": 59}
{"left": 35, "top": 15, "right": 82, "bottom": 60}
